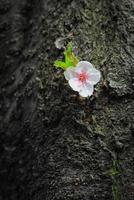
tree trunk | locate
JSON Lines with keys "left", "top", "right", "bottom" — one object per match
{"left": 0, "top": 0, "right": 134, "bottom": 199}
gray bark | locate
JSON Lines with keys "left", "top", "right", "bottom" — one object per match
{"left": 0, "top": 0, "right": 134, "bottom": 200}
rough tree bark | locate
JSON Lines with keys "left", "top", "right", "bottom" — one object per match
{"left": 0, "top": 0, "right": 134, "bottom": 200}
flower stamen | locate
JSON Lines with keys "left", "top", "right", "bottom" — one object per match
{"left": 78, "top": 73, "right": 88, "bottom": 82}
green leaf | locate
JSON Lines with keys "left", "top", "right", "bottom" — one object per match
{"left": 54, "top": 42, "right": 79, "bottom": 70}
{"left": 54, "top": 60, "right": 67, "bottom": 69}
{"left": 68, "top": 42, "right": 73, "bottom": 51}
{"left": 70, "top": 52, "right": 79, "bottom": 66}
{"left": 64, "top": 42, "right": 79, "bottom": 67}
{"left": 64, "top": 43, "right": 73, "bottom": 65}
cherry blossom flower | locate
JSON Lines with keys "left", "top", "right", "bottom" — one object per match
{"left": 64, "top": 61, "right": 101, "bottom": 97}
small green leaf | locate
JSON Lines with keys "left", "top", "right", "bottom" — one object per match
{"left": 54, "top": 60, "right": 67, "bottom": 69}
{"left": 64, "top": 43, "right": 73, "bottom": 66}
{"left": 67, "top": 42, "right": 73, "bottom": 53}
{"left": 64, "top": 42, "right": 79, "bottom": 67}
{"left": 54, "top": 42, "right": 79, "bottom": 70}
{"left": 70, "top": 52, "right": 79, "bottom": 66}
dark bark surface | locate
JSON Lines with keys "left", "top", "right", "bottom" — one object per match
{"left": 0, "top": 0, "right": 134, "bottom": 200}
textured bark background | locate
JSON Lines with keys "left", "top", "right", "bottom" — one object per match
{"left": 0, "top": 0, "right": 134, "bottom": 200}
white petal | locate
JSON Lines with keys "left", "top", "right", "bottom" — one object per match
{"left": 79, "top": 83, "right": 94, "bottom": 97}
{"left": 64, "top": 67, "right": 77, "bottom": 80}
{"left": 76, "top": 61, "right": 93, "bottom": 73}
{"left": 68, "top": 78, "right": 82, "bottom": 91}
{"left": 87, "top": 69, "right": 101, "bottom": 85}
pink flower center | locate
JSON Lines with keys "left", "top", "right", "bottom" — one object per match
{"left": 78, "top": 72, "right": 88, "bottom": 82}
